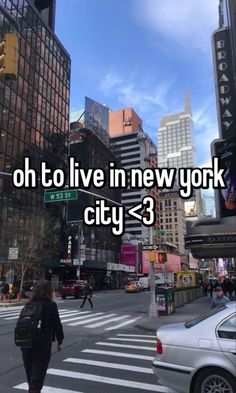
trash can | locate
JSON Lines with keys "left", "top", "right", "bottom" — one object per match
{"left": 155, "top": 286, "right": 175, "bottom": 315}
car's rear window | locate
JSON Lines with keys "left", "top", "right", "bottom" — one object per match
{"left": 185, "top": 305, "right": 226, "bottom": 328}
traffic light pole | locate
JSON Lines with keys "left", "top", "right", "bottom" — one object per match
{"left": 149, "top": 227, "right": 158, "bottom": 317}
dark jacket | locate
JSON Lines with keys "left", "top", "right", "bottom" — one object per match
{"left": 39, "top": 300, "right": 64, "bottom": 345}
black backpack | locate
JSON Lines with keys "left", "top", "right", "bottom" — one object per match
{"left": 15, "top": 302, "right": 44, "bottom": 348}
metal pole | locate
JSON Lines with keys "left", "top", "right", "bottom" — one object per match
{"left": 149, "top": 227, "right": 158, "bottom": 317}
{"left": 9, "top": 259, "right": 13, "bottom": 303}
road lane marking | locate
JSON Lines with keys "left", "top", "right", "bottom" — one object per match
{"left": 117, "top": 334, "right": 156, "bottom": 338}
{"left": 64, "top": 357, "right": 153, "bottom": 373}
{"left": 14, "top": 383, "right": 83, "bottom": 393}
{"left": 86, "top": 315, "right": 128, "bottom": 328}
{"left": 105, "top": 317, "right": 141, "bottom": 331}
{"left": 47, "top": 368, "right": 173, "bottom": 392}
{"left": 82, "top": 349, "right": 154, "bottom": 360}
{"left": 108, "top": 338, "right": 156, "bottom": 343}
{"left": 61, "top": 311, "right": 98, "bottom": 323}
{"left": 95, "top": 342, "right": 155, "bottom": 351}
{"left": 68, "top": 314, "right": 116, "bottom": 326}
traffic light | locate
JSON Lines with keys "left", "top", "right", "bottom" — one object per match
{"left": 157, "top": 251, "right": 167, "bottom": 263}
{"left": 0, "top": 33, "right": 19, "bottom": 79}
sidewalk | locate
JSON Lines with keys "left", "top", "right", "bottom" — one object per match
{"left": 135, "top": 296, "right": 211, "bottom": 332}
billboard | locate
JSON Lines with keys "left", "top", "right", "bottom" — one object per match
{"left": 84, "top": 97, "right": 109, "bottom": 146}
{"left": 213, "top": 138, "right": 236, "bottom": 217}
{"left": 121, "top": 244, "right": 137, "bottom": 269}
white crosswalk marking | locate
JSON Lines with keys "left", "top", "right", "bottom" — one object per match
{"left": 82, "top": 349, "right": 154, "bottom": 360}
{"left": 86, "top": 314, "right": 128, "bottom": 328}
{"left": 13, "top": 333, "right": 174, "bottom": 393}
{"left": 117, "top": 334, "right": 156, "bottom": 338}
{"left": 64, "top": 357, "right": 153, "bottom": 373}
{"left": 108, "top": 337, "right": 156, "bottom": 343}
{"left": 68, "top": 313, "right": 117, "bottom": 326}
{"left": 47, "top": 368, "right": 171, "bottom": 392}
{"left": 0, "top": 308, "right": 142, "bottom": 332}
{"left": 105, "top": 316, "right": 141, "bottom": 330}
{"left": 14, "top": 383, "right": 83, "bottom": 393}
{"left": 95, "top": 342, "right": 155, "bottom": 351}
{"left": 61, "top": 312, "right": 102, "bottom": 323}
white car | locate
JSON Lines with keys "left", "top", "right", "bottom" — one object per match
{"left": 152, "top": 302, "right": 236, "bottom": 393}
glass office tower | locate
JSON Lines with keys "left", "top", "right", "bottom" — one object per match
{"left": 0, "top": 0, "right": 70, "bottom": 272}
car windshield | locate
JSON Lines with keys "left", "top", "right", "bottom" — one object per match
{"left": 185, "top": 305, "right": 227, "bottom": 328}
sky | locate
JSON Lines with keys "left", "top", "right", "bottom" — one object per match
{"left": 55, "top": 0, "right": 219, "bottom": 168}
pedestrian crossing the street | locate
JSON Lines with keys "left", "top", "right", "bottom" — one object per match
{"left": 0, "top": 307, "right": 141, "bottom": 332}
{"left": 13, "top": 333, "right": 174, "bottom": 393}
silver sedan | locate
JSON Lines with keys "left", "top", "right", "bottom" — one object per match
{"left": 152, "top": 301, "right": 236, "bottom": 393}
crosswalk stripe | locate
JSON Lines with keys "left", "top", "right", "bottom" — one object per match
{"left": 61, "top": 312, "right": 99, "bottom": 323}
{"left": 68, "top": 314, "right": 116, "bottom": 326}
{"left": 58, "top": 310, "right": 81, "bottom": 315}
{"left": 14, "top": 382, "right": 83, "bottom": 393}
{"left": 108, "top": 338, "right": 156, "bottom": 343}
{"left": 47, "top": 368, "right": 172, "bottom": 392}
{"left": 0, "top": 311, "right": 20, "bottom": 317}
{"left": 64, "top": 357, "right": 153, "bottom": 374}
{"left": 117, "top": 334, "right": 156, "bottom": 338}
{"left": 105, "top": 316, "right": 141, "bottom": 331}
{"left": 59, "top": 312, "right": 82, "bottom": 318}
{"left": 85, "top": 315, "right": 128, "bottom": 328}
{"left": 95, "top": 342, "right": 155, "bottom": 351}
{"left": 5, "top": 315, "right": 20, "bottom": 320}
{"left": 82, "top": 349, "right": 154, "bottom": 361}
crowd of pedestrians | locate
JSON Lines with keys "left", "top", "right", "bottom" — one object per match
{"left": 203, "top": 277, "right": 235, "bottom": 301}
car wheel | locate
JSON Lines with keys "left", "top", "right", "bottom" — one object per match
{"left": 193, "top": 368, "right": 236, "bottom": 393}
{"left": 61, "top": 295, "right": 66, "bottom": 299}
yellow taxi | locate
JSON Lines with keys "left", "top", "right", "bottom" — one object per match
{"left": 124, "top": 281, "right": 142, "bottom": 293}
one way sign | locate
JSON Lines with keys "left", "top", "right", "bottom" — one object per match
{"left": 142, "top": 244, "right": 159, "bottom": 251}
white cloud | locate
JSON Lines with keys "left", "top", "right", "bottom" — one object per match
{"left": 100, "top": 73, "right": 123, "bottom": 93}
{"left": 132, "top": 0, "right": 219, "bottom": 54}
{"left": 99, "top": 71, "right": 171, "bottom": 115}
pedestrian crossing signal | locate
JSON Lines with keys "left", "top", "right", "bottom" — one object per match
{"left": 157, "top": 252, "right": 167, "bottom": 263}
{"left": 0, "top": 33, "right": 19, "bottom": 79}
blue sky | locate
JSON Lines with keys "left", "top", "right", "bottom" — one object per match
{"left": 56, "top": 0, "right": 219, "bottom": 167}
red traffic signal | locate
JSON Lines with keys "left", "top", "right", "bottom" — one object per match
{"left": 157, "top": 252, "right": 167, "bottom": 263}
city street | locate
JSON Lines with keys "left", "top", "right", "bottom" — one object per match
{"left": 0, "top": 290, "right": 175, "bottom": 393}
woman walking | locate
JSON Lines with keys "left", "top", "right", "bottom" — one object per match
{"left": 20, "top": 280, "right": 64, "bottom": 393}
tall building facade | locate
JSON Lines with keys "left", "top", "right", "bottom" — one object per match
{"left": 158, "top": 91, "right": 195, "bottom": 172}
{"left": 158, "top": 92, "right": 203, "bottom": 218}
{"left": 68, "top": 116, "right": 121, "bottom": 289}
{"left": 160, "top": 191, "right": 186, "bottom": 257}
{"left": 110, "top": 109, "right": 160, "bottom": 242}
{"left": 0, "top": 0, "right": 70, "bottom": 276}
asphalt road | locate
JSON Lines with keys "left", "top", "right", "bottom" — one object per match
{"left": 0, "top": 290, "right": 175, "bottom": 393}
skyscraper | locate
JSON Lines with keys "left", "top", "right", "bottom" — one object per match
{"left": 110, "top": 108, "right": 160, "bottom": 242}
{"left": 158, "top": 91, "right": 195, "bottom": 173}
{"left": 0, "top": 0, "right": 70, "bottom": 275}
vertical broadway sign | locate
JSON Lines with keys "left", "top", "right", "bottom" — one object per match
{"left": 213, "top": 28, "right": 236, "bottom": 140}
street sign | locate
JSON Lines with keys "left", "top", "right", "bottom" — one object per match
{"left": 142, "top": 244, "right": 159, "bottom": 251}
{"left": 44, "top": 190, "right": 78, "bottom": 203}
{"left": 8, "top": 247, "right": 18, "bottom": 260}
{"left": 153, "top": 230, "right": 165, "bottom": 237}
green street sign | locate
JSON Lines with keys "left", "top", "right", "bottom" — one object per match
{"left": 153, "top": 230, "right": 165, "bottom": 237}
{"left": 44, "top": 190, "right": 78, "bottom": 203}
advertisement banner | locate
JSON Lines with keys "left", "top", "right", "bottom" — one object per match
{"left": 121, "top": 244, "right": 137, "bottom": 269}
{"left": 214, "top": 138, "right": 236, "bottom": 217}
